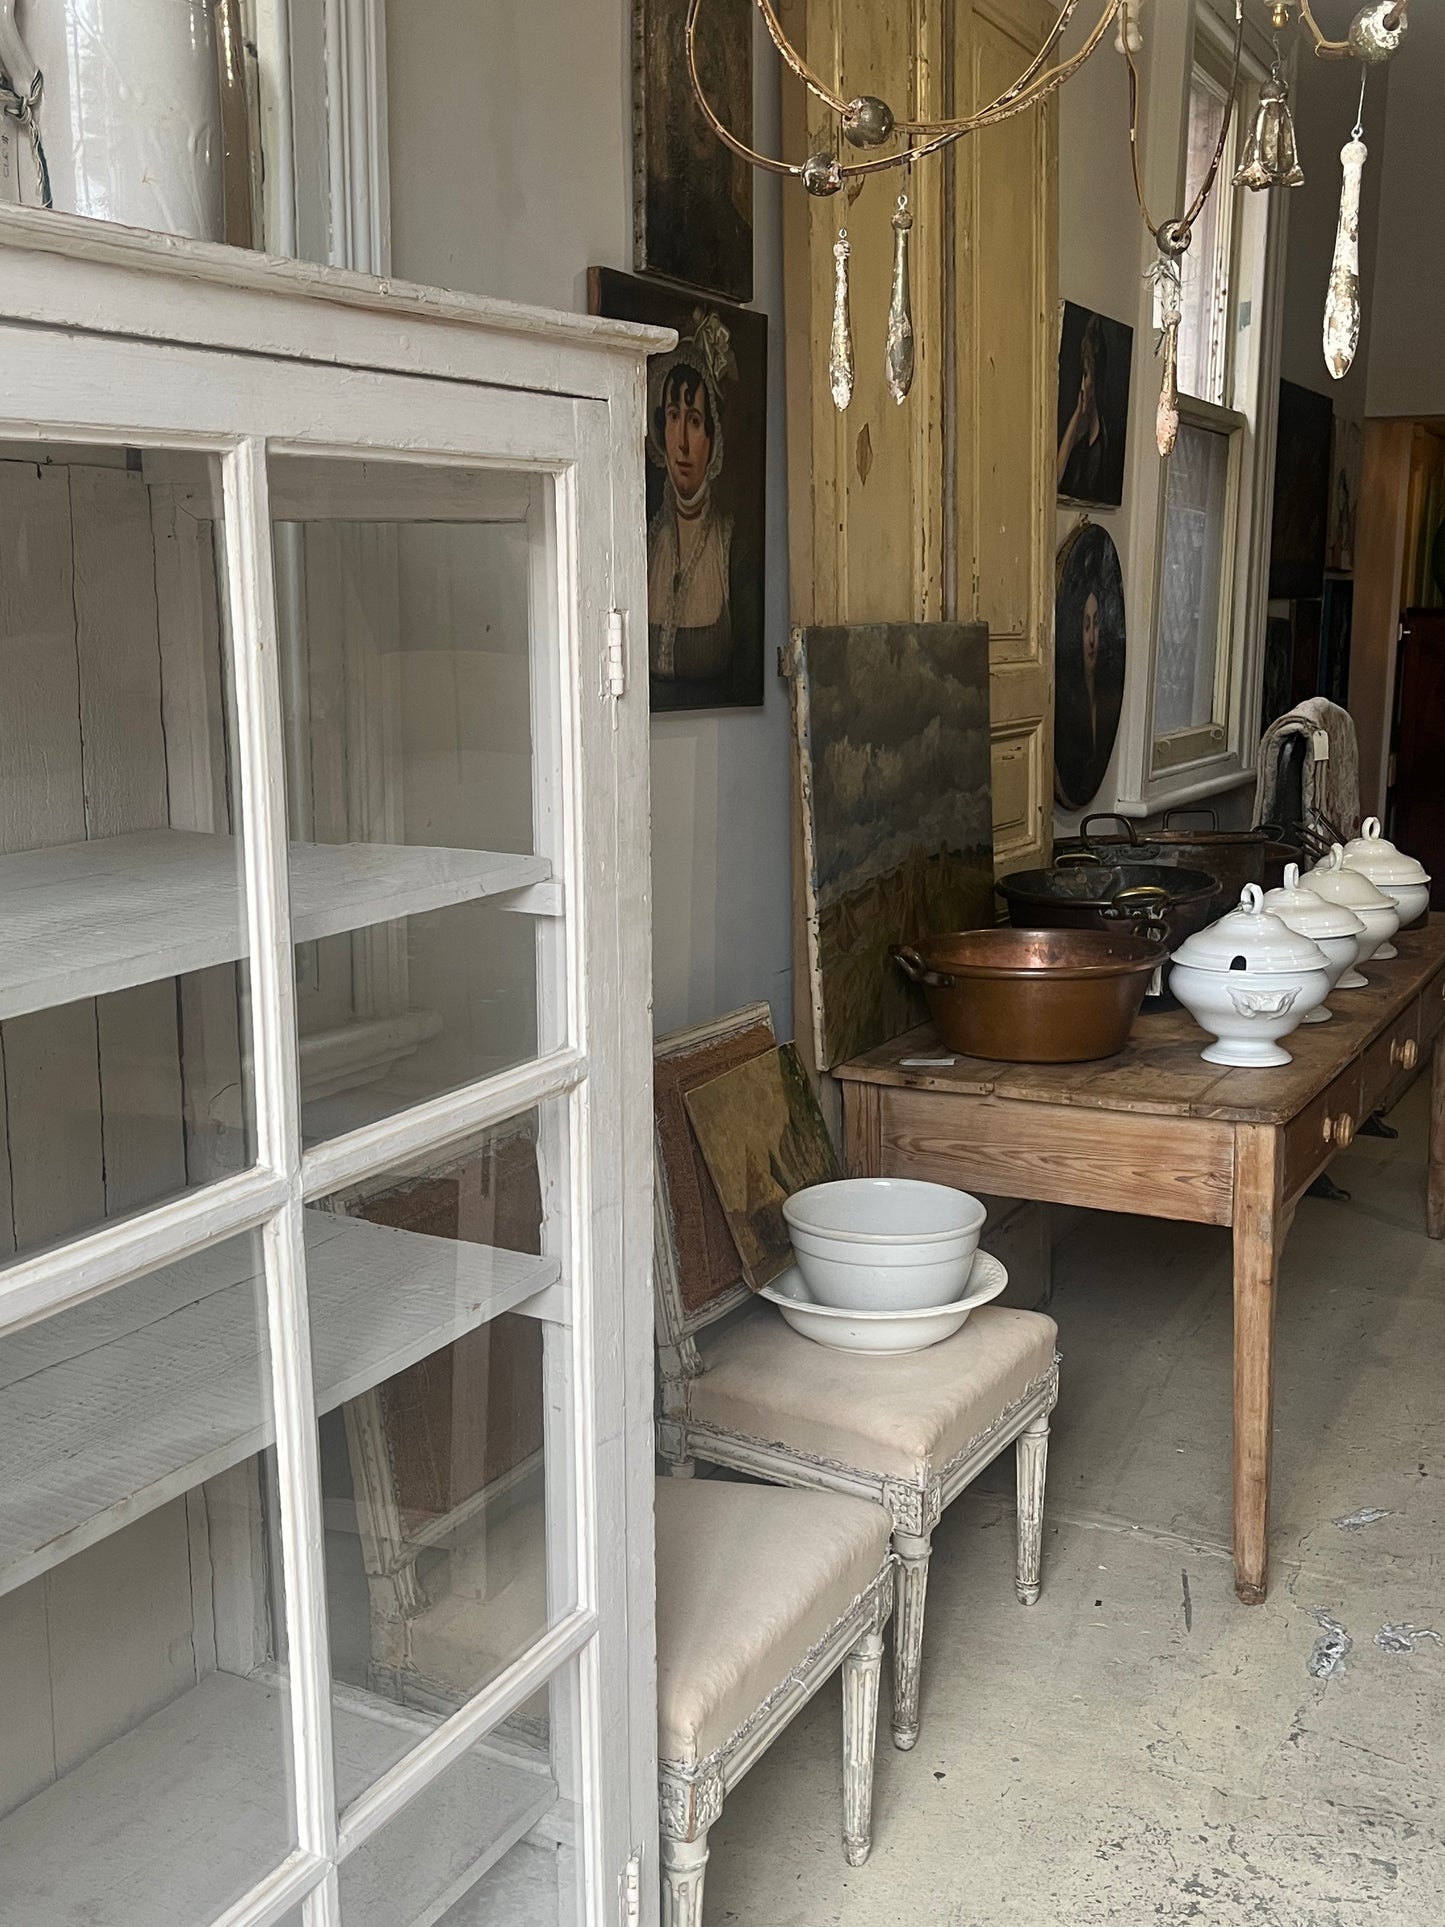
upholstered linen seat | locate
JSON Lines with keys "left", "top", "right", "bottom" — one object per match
{"left": 654, "top": 1479, "right": 895, "bottom": 1926}
{"left": 687, "top": 1304, "right": 1057, "bottom": 1483}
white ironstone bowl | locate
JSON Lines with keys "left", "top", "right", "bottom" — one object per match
{"left": 782, "top": 1178, "right": 987, "bottom": 1311}
{"left": 760, "top": 1252, "right": 1008, "bottom": 1355}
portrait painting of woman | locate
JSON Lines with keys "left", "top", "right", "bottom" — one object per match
{"left": 589, "top": 267, "right": 767, "bottom": 711}
{"left": 1054, "top": 520, "right": 1127, "bottom": 810}
{"left": 1056, "top": 302, "right": 1133, "bottom": 510}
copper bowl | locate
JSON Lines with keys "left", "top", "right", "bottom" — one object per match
{"left": 890, "top": 927, "right": 1166, "bottom": 1064}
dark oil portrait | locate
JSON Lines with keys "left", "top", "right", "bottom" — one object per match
{"left": 633, "top": 0, "right": 754, "bottom": 302}
{"left": 589, "top": 267, "right": 766, "bottom": 711}
{"left": 1056, "top": 302, "right": 1134, "bottom": 510}
{"left": 1054, "top": 521, "right": 1127, "bottom": 811}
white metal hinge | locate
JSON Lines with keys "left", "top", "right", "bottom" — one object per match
{"left": 620, "top": 1847, "right": 643, "bottom": 1927}
{"left": 606, "top": 609, "right": 628, "bottom": 701}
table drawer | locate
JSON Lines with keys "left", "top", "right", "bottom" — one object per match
{"left": 1283, "top": 1065, "right": 1363, "bottom": 1203}
{"left": 1359, "top": 1009, "right": 1423, "bottom": 1119}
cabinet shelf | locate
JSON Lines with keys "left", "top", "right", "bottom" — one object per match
{"left": 0, "top": 829, "right": 553, "bottom": 1023}
{"left": 0, "top": 1212, "right": 561, "bottom": 1599}
{"left": 0, "top": 1670, "right": 557, "bottom": 1927}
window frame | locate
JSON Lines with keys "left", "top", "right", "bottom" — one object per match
{"left": 1100, "top": 0, "right": 1286, "bottom": 821}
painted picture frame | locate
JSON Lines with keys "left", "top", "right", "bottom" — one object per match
{"left": 632, "top": 0, "right": 754, "bottom": 302}
{"left": 788, "top": 622, "right": 995, "bottom": 1070}
{"left": 1054, "top": 520, "right": 1126, "bottom": 811}
{"left": 1056, "top": 301, "right": 1133, "bottom": 509}
{"left": 684, "top": 1043, "right": 841, "bottom": 1290}
{"left": 589, "top": 267, "right": 767, "bottom": 711}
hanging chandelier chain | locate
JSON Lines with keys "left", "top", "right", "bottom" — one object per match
{"left": 1126, "top": 0, "right": 1247, "bottom": 244}
{"left": 685, "top": 0, "right": 1122, "bottom": 185}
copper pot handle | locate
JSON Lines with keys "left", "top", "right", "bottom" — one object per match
{"left": 1163, "top": 806, "right": 1219, "bottom": 831}
{"left": 890, "top": 945, "right": 955, "bottom": 991}
{"left": 1100, "top": 885, "right": 1172, "bottom": 926}
{"left": 1080, "top": 813, "right": 1140, "bottom": 846}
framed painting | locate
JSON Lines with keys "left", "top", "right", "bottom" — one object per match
{"left": 589, "top": 267, "right": 766, "bottom": 711}
{"left": 1270, "top": 380, "right": 1333, "bottom": 600}
{"left": 683, "top": 1043, "right": 840, "bottom": 1290}
{"left": 632, "top": 0, "right": 754, "bottom": 301}
{"left": 1054, "top": 520, "right": 1126, "bottom": 811}
{"left": 787, "top": 622, "right": 995, "bottom": 1070}
{"left": 1056, "top": 301, "right": 1133, "bottom": 509}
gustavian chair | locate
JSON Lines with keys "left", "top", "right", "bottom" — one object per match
{"left": 653, "top": 1478, "right": 895, "bottom": 1926}
{"left": 654, "top": 1006, "right": 1061, "bottom": 1752}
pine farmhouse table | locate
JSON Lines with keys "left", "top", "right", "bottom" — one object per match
{"left": 836, "top": 918, "right": 1445, "bottom": 1604}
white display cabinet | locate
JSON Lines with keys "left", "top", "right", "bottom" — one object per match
{"left": 0, "top": 205, "right": 663, "bottom": 1927}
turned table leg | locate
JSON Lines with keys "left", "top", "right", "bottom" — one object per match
{"left": 1429, "top": 1030, "right": 1445, "bottom": 1240}
{"left": 1232, "top": 1124, "right": 1286, "bottom": 1605}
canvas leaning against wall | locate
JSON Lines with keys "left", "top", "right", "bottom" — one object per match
{"left": 1056, "top": 301, "right": 1133, "bottom": 510}
{"left": 589, "top": 267, "right": 766, "bottom": 712}
{"left": 788, "top": 622, "right": 995, "bottom": 1071}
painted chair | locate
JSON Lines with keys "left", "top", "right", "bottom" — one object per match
{"left": 654, "top": 1478, "right": 895, "bottom": 1926}
{"left": 654, "top": 1006, "right": 1060, "bottom": 1751}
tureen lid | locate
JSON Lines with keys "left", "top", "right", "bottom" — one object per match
{"left": 1302, "top": 845, "right": 1397, "bottom": 910}
{"left": 1340, "top": 816, "right": 1430, "bottom": 886}
{"left": 1171, "top": 884, "right": 1331, "bottom": 975}
{"left": 1264, "top": 864, "right": 1366, "bottom": 938}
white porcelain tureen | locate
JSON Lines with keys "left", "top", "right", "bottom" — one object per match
{"left": 1169, "top": 884, "right": 1331, "bottom": 1067}
{"left": 1339, "top": 817, "right": 1431, "bottom": 958}
{"left": 1300, "top": 845, "right": 1400, "bottom": 977}
{"left": 1262, "top": 863, "right": 1365, "bottom": 1018}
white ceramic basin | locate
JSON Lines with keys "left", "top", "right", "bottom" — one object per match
{"left": 760, "top": 1253, "right": 1008, "bottom": 1355}
{"left": 782, "top": 1178, "right": 987, "bottom": 1311}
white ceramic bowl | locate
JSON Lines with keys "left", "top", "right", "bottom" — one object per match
{"left": 782, "top": 1178, "right": 987, "bottom": 1311}
{"left": 760, "top": 1252, "right": 1008, "bottom": 1355}
{"left": 1298, "top": 930, "right": 1360, "bottom": 1024}
{"left": 1379, "top": 878, "right": 1430, "bottom": 933}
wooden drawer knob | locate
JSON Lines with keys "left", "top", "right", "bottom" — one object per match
{"left": 1323, "top": 1113, "right": 1355, "bottom": 1149}
{"left": 1391, "top": 1036, "right": 1419, "bottom": 1071}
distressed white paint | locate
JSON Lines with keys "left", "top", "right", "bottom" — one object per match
{"left": 0, "top": 218, "right": 658, "bottom": 1924}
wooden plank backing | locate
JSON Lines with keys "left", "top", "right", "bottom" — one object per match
{"left": 875, "top": 1090, "right": 1235, "bottom": 1226}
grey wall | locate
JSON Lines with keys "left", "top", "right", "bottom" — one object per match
{"left": 1368, "top": 4, "right": 1445, "bottom": 420}
{"left": 385, "top": 1, "right": 794, "bottom": 1038}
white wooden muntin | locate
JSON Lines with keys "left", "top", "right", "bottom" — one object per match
{"left": 0, "top": 218, "right": 659, "bottom": 1927}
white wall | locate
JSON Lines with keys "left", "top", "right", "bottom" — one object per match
{"left": 385, "top": 2, "right": 794, "bottom": 1039}
{"left": 1367, "top": 3, "right": 1445, "bottom": 420}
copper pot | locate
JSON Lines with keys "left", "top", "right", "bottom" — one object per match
{"left": 890, "top": 927, "right": 1166, "bottom": 1063}
{"left": 1058, "top": 810, "right": 1281, "bottom": 904}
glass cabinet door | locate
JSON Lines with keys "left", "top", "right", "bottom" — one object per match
{"left": 0, "top": 316, "right": 650, "bottom": 1927}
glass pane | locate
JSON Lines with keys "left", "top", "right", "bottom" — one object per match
{"left": 0, "top": 442, "right": 255, "bottom": 1264}
{"left": 269, "top": 456, "right": 563, "bottom": 1148}
{"left": 1178, "top": 72, "right": 1232, "bottom": 406}
{"left": 1155, "top": 419, "right": 1232, "bottom": 740}
{"left": 0, "top": 1231, "right": 294, "bottom": 1924}
{"left": 313, "top": 1108, "right": 573, "bottom": 1806}
{"left": 337, "top": 1663, "right": 585, "bottom": 1927}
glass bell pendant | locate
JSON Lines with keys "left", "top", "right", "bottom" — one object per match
{"left": 1234, "top": 62, "right": 1305, "bottom": 191}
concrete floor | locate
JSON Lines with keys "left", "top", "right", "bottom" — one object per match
{"left": 704, "top": 1078, "right": 1445, "bottom": 1926}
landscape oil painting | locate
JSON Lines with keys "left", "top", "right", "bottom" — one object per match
{"left": 789, "top": 622, "right": 995, "bottom": 1070}
{"left": 684, "top": 1043, "right": 841, "bottom": 1290}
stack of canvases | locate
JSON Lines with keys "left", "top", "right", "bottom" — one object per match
{"left": 645, "top": 1005, "right": 1061, "bottom": 1919}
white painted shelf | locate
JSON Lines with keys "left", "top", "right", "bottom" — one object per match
{"left": 0, "top": 828, "right": 552, "bottom": 1022}
{"left": 0, "top": 1210, "right": 561, "bottom": 1598}
{"left": 0, "top": 1670, "right": 557, "bottom": 1927}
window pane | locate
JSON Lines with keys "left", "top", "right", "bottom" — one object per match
{"left": 336, "top": 1662, "right": 586, "bottom": 1927}
{"left": 0, "top": 444, "right": 255, "bottom": 1263}
{"left": 270, "top": 456, "right": 563, "bottom": 1149}
{"left": 313, "top": 1107, "right": 574, "bottom": 1809}
{"left": 1155, "top": 420, "right": 1232, "bottom": 740}
{"left": 0, "top": 1231, "right": 295, "bottom": 1924}
{"left": 1178, "top": 74, "right": 1231, "bottom": 406}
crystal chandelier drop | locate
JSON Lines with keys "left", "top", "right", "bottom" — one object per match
{"left": 688, "top": 0, "right": 1412, "bottom": 420}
